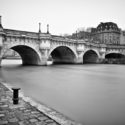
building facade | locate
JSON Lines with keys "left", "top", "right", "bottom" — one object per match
{"left": 91, "top": 22, "right": 121, "bottom": 45}
{"left": 120, "top": 31, "right": 125, "bottom": 45}
{"left": 3, "top": 49, "right": 20, "bottom": 59}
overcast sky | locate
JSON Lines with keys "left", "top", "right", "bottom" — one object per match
{"left": 0, "top": 0, "right": 125, "bottom": 35}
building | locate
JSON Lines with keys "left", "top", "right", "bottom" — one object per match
{"left": 3, "top": 49, "right": 20, "bottom": 59}
{"left": 120, "top": 30, "right": 125, "bottom": 45}
{"left": 91, "top": 22, "right": 121, "bottom": 45}
{"left": 71, "top": 30, "right": 91, "bottom": 40}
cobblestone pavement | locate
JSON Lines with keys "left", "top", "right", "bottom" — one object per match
{"left": 0, "top": 82, "right": 60, "bottom": 125}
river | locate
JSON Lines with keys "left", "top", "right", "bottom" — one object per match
{"left": 0, "top": 59, "right": 125, "bottom": 125}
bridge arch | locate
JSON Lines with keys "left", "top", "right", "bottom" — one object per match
{"left": 49, "top": 46, "right": 77, "bottom": 64}
{"left": 83, "top": 49, "right": 99, "bottom": 64}
{"left": 105, "top": 53, "right": 125, "bottom": 64}
{"left": 2, "top": 45, "right": 41, "bottom": 65}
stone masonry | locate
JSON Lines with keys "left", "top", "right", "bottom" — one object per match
{"left": 0, "top": 82, "right": 60, "bottom": 125}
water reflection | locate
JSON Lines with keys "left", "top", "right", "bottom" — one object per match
{"left": 1, "top": 59, "right": 125, "bottom": 125}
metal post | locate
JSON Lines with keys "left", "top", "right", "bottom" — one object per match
{"left": 12, "top": 88, "right": 20, "bottom": 104}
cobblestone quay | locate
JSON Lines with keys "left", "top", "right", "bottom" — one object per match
{"left": 0, "top": 82, "right": 60, "bottom": 125}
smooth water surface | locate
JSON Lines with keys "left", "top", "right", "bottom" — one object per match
{"left": 1, "top": 59, "right": 125, "bottom": 125}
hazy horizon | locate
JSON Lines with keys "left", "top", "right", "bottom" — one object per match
{"left": 0, "top": 0, "right": 125, "bottom": 35}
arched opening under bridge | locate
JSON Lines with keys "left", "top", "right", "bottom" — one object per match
{"left": 50, "top": 46, "right": 76, "bottom": 64}
{"left": 105, "top": 53, "right": 125, "bottom": 64}
{"left": 2, "top": 45, "right": 41, "bottom": 65}
{"left": 83, "top": 50, "right": 99, "bottom": 64}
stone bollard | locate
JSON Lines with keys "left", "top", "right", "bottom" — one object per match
{"left": 12, "top": 88, "right": 20, "bottom": 105}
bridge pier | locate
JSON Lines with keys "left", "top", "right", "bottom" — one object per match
{"left": 98, "top": 50, "right": 106, "bottom": 63}
{"left": 75, "top": 55, "right": 84, "bottom": 64}
{"left": 0, "top": 37, "right": 4, "bottom": 68}
{"left": 40, "top": 57, "right": 48, "bottom": 65}
{"left": 0, "top": 45, "right": 3, "bottom": 67}
{"left": 0, "top": 42, "right": 3, "bottom": 67}
{"left": 0, "top": 16, "right": 4, "bottom": 67}
{"left": 0, "top": 58, "right": 2, "bottom": 67}
{"left": 39, "top": 49, "right": 49, "bottom": 65}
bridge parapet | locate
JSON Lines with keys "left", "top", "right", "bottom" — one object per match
{"left": 106, "top": 44, "right": 125, "bottom": 49}
{"left": 51, "top": 35, "right": 78, "bottom": 43}
{"left": 39, "top": 32, "right": 51, "bottom": 39}
{"left": 4, "top": 29, "right": 39, "bottom": 39}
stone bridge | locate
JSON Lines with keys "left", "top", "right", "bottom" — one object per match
{"left": 0, "top": 17, "right": 125, "bottom": 66}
